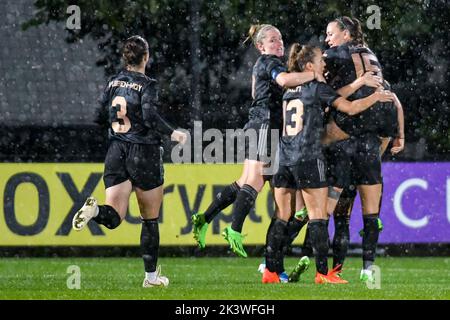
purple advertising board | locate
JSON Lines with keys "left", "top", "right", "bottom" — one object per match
{"left": 333, "top": 162, "right": 450, "bottom": 244}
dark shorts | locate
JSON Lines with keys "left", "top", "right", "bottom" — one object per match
{"left": 243, "top": 120, "right": 279, "bottom": 163}
{"left": 340, "top": 184, "right": 358, "bottom": 199}
{"left": 327, "top": 135, "right": 382, "bottom": 188}
{"left": 273, "top": 159, "right": 328, "bottom": 190}
{"left": 103, "top": 140, "right": 164, "bottom": 191}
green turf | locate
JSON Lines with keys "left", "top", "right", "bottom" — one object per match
{"left": 0, "top": 257, "right": 449, "bottom": 299}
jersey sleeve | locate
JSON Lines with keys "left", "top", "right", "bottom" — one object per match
{"left": 141, "top": 80, "right": 175, "bottom": 135}
{"left": 317, "top": 82, "right": 341, "bottom": 107}
{"left": 265, "top": 56, "right": 287, "bottom": 81}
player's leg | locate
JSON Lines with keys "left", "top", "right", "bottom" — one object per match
{"left": 230, "top": 121, "right": 271, "bottom": 232}
{"left": 286, "top": 190, "right": 309, "bottom": 249}
{"left": 355, "top": 136, "right": 383, "bottom": 282}
{"left": 301, "top": 187, "right": 330, "bottom": 282}
{"left": 231, "top": 159, "right": 265, "bottom": 232}
{"left": 135, "top": 185, "right": 169, "bottom": 288}
{"left": 223, "top": 159, "right": 265, "bottom": 257}
{"left": 325, "top": 139, "right": 353, "bottom": 275}
{"left": 73, "top": 181, "right": 131, "bottom": 231}
{"left": 191, "top": 162, "right": 247, "bottom": 249}
{"left": 358, "top": 183, "right": 382, "bottom": 282}
{"left": 262, "top": 186, "right": 291, "bottom": 283}
{"left": 129, "top": 144, "right": 169, "bottom": 288}
{"left": 73, "top": 140, "right": 129, "bottom": 231}
{"left": 303, "top": 187, "right": 347, "bottom": 284}
{"left": 258, "top": 179, "right": 282, "bottom": 274}
{"left": 203, "top": 181, "right": 241, "bottom": 222}
{"left": 331, "top": 185, "right": 356, "bottom": 272}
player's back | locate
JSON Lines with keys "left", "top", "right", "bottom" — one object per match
{"left": 324, "top": 43, "right": 396, "bottom": 138}
{"left": 102, "top": 70, "right": 161, "bottom": 145}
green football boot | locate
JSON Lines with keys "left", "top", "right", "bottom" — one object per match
{"left": 222, "top": 226, "right": 247, "bottom": 258}
{"left": 294, "top": 207, "right": 308, "bottom": 221}
{"left": 191, "top": 213, "right": 209, "bottom": 249}
{"left": 288, "top": 256, "right": 310, "bottom": 282}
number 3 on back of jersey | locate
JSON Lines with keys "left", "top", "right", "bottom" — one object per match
{"left": 110, "top": 96, "right": 131, "bottom": 133}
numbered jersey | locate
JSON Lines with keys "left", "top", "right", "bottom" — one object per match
{"left": 279, "top": 81, "right": 340, "bottom": 166}
{"left": 325, "top": 43, "right": 383, "bottom": 98}
{"left": 100, "top": 70, "right": 173, "bottom": 145}
{"left": 324, "top": 42, "right": 397, "bottom": 137}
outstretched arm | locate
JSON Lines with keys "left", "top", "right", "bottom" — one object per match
{"left": 275, "top": 71, "right": 316, "bottom": 87}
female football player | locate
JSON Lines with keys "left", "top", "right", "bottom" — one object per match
{"left": 323, "top": 16, "right": 405, "bottom": 282}
{"left": 265, "top": 43, "right": 394, "bottom": 284}
{"left": 72, "top": 35, "right": 187, "bottom": 288}
{"left": 192, "top": 24, "right": 318, "bottom": 257}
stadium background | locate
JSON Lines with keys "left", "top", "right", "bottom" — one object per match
{"left": 0, "top": 0, "right": 449, "bottom": 257}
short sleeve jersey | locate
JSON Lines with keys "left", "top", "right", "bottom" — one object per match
{"left": 279, "top": 81, "right": 340, "bottom": 166}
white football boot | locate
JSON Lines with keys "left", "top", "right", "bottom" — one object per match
{"left": 72, "top": 197, "right": 98, "bottom": 231}
{"left": 143, "top": 265, "right": 169, "bottom": 288}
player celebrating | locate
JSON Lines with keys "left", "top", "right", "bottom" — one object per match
{"left": 72, "top": 35, "right": 187, "bottom": 288}
{"left": 264, "top": 43, "right": 395, "bottom": 284}
{"left": 192, "top": 24, "right": 317, "bottom": 257}
{"left": 323, "top": 16, "right": 405, "bottom": 282}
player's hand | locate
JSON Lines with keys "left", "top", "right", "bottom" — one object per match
{"left": 375, "top": 90, "right": 395, "bottom": 102}
{"left": 391, "top": 137, "right": 405, "bottom": 155}
{"left": 362, "top": 71, "right": 383, "bottom": 88}
{"left": 171, "top": 130, "right": 188, "bottom": 144}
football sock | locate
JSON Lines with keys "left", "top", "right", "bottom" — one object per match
{"left": 301, "top": 226, "right": 314, "bottom": 256}
{"left": 141, "top": 218, "right": 159, "bottom": 273}
{"left": 145, "top": 271, "right": 157, "bottom": 281}
{"left": 265, "top": 218, "right": 288, "bottom": 274}
{"left": 287, "top": 214, "right": 309, "bottom": 246}
{"left": 309, "top": 219, "right": 329, "bottom": 275}
{"left": 204, "top": 182, "right": 240, "bottom": 223}
{"left": 362, "top": 214, "right": 380, "bottom": 269}
{"left": 93, "top": 205, "right": 121, "bottom": 229}
{"left": 332, "top": 215, "right": 350, "bottom": 269}
{"left": 231, "top": 184, "right": 258, "bottom": 233}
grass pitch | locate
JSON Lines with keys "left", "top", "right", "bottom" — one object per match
{"left": 0, "top": 257, "right": 449, "bottom": 300}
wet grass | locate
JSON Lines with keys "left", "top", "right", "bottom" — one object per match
{"left": 0, "top": 257, "right": 449, "bottom": 300}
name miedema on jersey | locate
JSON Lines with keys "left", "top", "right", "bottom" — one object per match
{"left": 108, "top": 80, "right": 143, "bottom": 92}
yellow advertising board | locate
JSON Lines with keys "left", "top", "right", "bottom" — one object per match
{"left": 0, "top": 163, "right": 305, "bottom": 246}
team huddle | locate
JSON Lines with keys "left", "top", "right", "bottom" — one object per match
{"left": 71, "top": 16, "right": 404, "bottom": 287}
{"left": 192, "top": 18, "right": 403, "bottom": 285}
